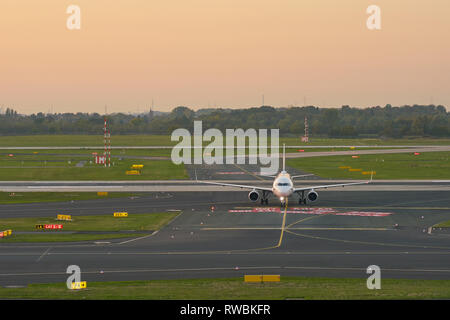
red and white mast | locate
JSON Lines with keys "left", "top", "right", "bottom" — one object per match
{"left": 104, "top": 117, "right": 107, "bottom": 167}
{"left": 301, "top": 116, "right": 309, "bottom": 142}
{"left": 103, "top": 117, "right": 111, "bottom": 168}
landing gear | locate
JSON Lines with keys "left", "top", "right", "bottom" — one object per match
{"left": 297, "top": 191, "right": 307, "bottom": 205}
{"left": 260, "top": 191, "right": 269, "bottom": 205}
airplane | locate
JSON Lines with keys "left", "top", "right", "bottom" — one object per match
{"left": 196, "top": 144, "right": 372, "bottom": 207}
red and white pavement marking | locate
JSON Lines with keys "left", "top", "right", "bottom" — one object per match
{"left": 228, "top": 207, "right": 392, "bottom": 217}
{"left": 229, "top": 207, "right": 336, "bottom": 214}
{"left": 335, "top": 211, "right": 392, "bottom": 217}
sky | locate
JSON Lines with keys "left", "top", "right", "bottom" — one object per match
{"left": 0, "top": 0, "right": 449, "bottom": 114}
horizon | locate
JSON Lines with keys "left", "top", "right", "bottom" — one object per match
{"left": 1, "top": 103, "right": 448, "bottom": 116}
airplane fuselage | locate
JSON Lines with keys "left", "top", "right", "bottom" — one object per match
{"left": 197, "top": 143, "right": 371, "bottom": 206}
{"left": 272, "top": 171, "right": 294, "bottom": 200}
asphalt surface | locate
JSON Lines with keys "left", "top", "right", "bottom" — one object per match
{"left": 0, "top": 159, "right": 449, "bottom": 286}
{"left": 1, "top": 161, "right": 449, "bottom": 193}
{"left": 1, "top": 145, "right": 449, "bottom": 150}
{"left": 0, "top": 188, "right": 449, "bottom": 286}
{"left": 1, "top": 179, "right": 449, "bottom": 192}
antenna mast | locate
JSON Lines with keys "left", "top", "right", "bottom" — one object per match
{"left": 301, "top": 116, "right": 309, "bottom": 143}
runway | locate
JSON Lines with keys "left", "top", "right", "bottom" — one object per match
{"left": 0, "top": 188, "right": 449, "bottom": 286}
{"left": 1, "top": 180, "right": 449, "bottom": 192}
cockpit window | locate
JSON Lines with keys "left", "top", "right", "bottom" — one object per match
{"left": 277, "top": 183, "right": 290, "bottom": 186}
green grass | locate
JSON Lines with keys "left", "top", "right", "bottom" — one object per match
{"left": 0, "top": 233, "right": 139, "bottom": 243}
{"left": 434, "top": 220, "right": 450, "bottom": 228}
{"left": 0, "top": 212, "right": 178, "bottom": 232}
{"left": 0, "top": 212, "right": 178, "bottom": 242}
{"left": 0, "top": 135, "right": 449, "bottom": 147}
{"left": 0, "top": 135, "right": 175, "bottom": 147}
{"left": 0, "top": 137, "right": 447, "bottom": 181}
{"left": 287, "top": 151, "right": 450, "bottom": 179}
{"left": 284, "top": 147, "right": 400, "bottom": 153}
{"left": 0, "top": 147, "right": 433, "bottom": 161}
{"left": 2, "top": 147, "right": 393, "bottom": 162}
{"left": 1, "top": 149, "right": 172, "bottom": 157}
{"left": 280, "top": 137, "right": 450, "bottom": 146}
{"left": 0, "top": 158, "right": 188, "bottom": 180}
{"left": 0, "top": 192, "right": 146, "bottom": 204}
{"left": 0, "top": 277, "right": 449, "bottom": 299}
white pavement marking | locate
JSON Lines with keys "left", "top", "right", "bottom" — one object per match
{"left": 1, "top": 265, "right": 450, "bottom": 278}
{"left": 0, "top": 145, "right": 447, "bottom": 150}
{"left": 36, "top": 247, "right": 51, "bottom": 262}
{"left": 2, "top": 251, "right": 450, "bottom": 257}
{"left": 117, "top": 212, "right": 182, "bottom": 245}
{"left": 201, "top": 227, "right": 390, "bottom": 231}
{"left": 27, "top": 186, "right": 124, "bottom": 189}
{"left": 118, "top": 231, "right": 159, "bottom": 245}
{"left": 1, "top": 184, "right": 449, "bottom": 192}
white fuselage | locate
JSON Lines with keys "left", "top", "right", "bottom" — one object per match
{"left": 272, "top": 171, "right": 294, "bottom": 200}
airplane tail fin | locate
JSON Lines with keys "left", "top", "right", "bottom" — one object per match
{"left": 282, "top": 143, "right": 286, "bottom": 172}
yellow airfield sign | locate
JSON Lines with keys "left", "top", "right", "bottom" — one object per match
{"left": 126, "top": 170, "right": 140, "bottom": 175}
{"left": 57, "top": 214, "right": 72, "bottom": 221}
{"left": 0, "top": 230, "right": 12, "bottom": 238}
{"left": 244, "top": 275, "right": 280, "bottom": 283}
{"left": 70, "top": 281, "right": 87, "bottom": 290}
{"left": 114, "top": 212, "right": 128, "bottom": 217}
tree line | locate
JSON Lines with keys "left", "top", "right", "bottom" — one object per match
{"left": 0, "top": 104, "right": 448, "bottom": 138}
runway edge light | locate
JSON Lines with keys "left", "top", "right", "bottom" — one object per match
{"left": 0, "top": 230, "right": 13, "bottom": 238}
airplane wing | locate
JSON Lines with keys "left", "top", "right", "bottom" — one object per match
{"left": 293, "top": 180, "right": 370, "bottom": 192}
{"left": 291, "top": 174, "right": 314, "bottom": 179}
{"left": 197, "top": 180, "right": 273, "bottom": 192}
{"left": 195, "top": 169, "right": 273, "bottom": 191}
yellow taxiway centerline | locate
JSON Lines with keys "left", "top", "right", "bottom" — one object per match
{"left": 232, "top": 163, "right": 266, "bottom": 181}
{"left": 276, "top": 198, "right": 288, "bottom": 248}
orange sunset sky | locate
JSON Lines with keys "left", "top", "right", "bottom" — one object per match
{"left": 0, "top": 0, "right": 449, "bottom": 114}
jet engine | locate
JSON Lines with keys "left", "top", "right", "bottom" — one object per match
{"left": 248, "top": 190, "right": 260, "bottom": 202}
{"left": 307, "top": 190, "right": 318, "bottom": 202}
